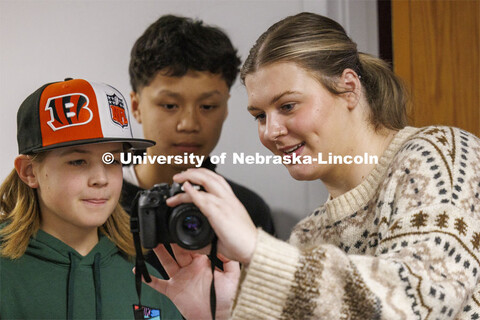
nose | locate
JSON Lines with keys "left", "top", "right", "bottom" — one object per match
{"left": 177, "top": 107, "right": 200, "bottom": 133}
{"left": 89, "top": 163, "right": 108, "bottom": 188}
{"left": 264, "top": 115, "right": 287, "bottom": 142}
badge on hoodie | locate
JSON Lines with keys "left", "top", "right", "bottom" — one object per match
{"left": 133, "top": 304, "right": 161, "bottom": 320}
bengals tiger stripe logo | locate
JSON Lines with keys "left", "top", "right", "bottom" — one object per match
{"left": 45, "top": 93, "right": 92, "bottom": 131}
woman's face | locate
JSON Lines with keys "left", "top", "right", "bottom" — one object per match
{"left": 245, "top": 62, "right": 353, "bottom": 181}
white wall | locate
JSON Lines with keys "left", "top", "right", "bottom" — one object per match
{"left": 0, "top": 0, "right": 378, "bottom": 239}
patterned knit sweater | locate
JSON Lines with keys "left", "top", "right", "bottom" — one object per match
{"left": 231, "top": 126, "right": 480, "bottom": 320}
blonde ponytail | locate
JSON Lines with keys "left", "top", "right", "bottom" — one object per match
{"left": 358, "top": 52, "right": 409, "bottom": 130}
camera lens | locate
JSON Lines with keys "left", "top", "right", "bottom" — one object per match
{"left": 169, "top": 203, "right": 214, "bottom": 250}
{"left": 182, "top": 216, "right": 202, "bottom": 235}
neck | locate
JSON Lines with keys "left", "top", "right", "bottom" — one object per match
{"left": 134, "top": 149, "right": 201, "bottom": 188}
{"left": 324, "top": 126, "right": 397, "bottom": 198}
{"left": 40, "top": 223, "right": 99, "bottom": 256}
{"left": 135, "top": 163, "right": 181, "bottom": 188}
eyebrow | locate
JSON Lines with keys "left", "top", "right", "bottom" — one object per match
{"left": 197, "top": 90, "right": 223, "bottom": 100}
{"left": 247, "top": 90, "right": 301, "bottom": 111}
{"left": 270, "top": 90, "right": 300, "bottom": 104}
{"left": 154, "top": 89, "right": 223, "bottom": 100}
{"left": 155, "top": 90, "right": 182, "bottom": 99}
{"left": 58, "top": 148, "right": 90, "bottom": 156}
{"left": 107, "top": 148, "right": 124, "bottom": 154}
{"left": 59, "top": 148, "right": 123, "bottom": 156}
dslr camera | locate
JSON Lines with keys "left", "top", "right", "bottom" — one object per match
{"left": 137, "top": 182, "right": 215, "bottom": 250}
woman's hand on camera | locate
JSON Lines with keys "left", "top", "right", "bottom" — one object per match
{"left": 140, "top": 244, "right": 240, "bottom": 320}
{"left": 167, "top": 168, "right": 258, "bottom": 266}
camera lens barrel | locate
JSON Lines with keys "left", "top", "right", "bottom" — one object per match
{"left": 168, "top": 203, "right": 215, "bottom": 250}
{"left": 137, "top": 183, "right": 214, "bottom": 250}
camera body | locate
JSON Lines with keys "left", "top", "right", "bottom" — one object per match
{"left": 137, "top": 182, "right": 214, "bottom": 250}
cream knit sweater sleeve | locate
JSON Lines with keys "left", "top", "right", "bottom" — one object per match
{"left": 231, "top": 126, "right": 480, "bottom": 320}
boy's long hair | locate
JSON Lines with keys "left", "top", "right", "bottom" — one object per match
{"left": 0, "top": 167, "right": 136, "bottom": 259}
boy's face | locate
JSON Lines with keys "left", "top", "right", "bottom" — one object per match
{"left": 131, "top": 70, "right": 229, "bottom": 169}
{"left": 32, "top": 143, "right": 123, "bottom": 234}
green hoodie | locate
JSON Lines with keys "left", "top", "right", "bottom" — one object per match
{"left": 0, "top": 230, "right": 183, "bottom": 319}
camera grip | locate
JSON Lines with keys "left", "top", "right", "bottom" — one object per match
{"left": 138, "top": 207, "right": 158, "bottom": 249}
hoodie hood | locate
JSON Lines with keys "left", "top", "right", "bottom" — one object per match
{"left": 27, "top": 229, "right": 119, "bottom": 265}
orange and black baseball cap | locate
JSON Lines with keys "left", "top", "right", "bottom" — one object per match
{"left": 17, "top": 78, "right": 155, "bottom": 154}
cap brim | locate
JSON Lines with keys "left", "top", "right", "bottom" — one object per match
{"left": 30, "top": 137, "right": 155, "bottom": 153}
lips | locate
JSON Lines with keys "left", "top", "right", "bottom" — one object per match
{"left": 173, "top": 142, "right": 202, "bottom": 153}
{"left": 82, "top": 199, "right": 108, "bottom": 205}
{"left": 280, "top": 142, "right": 305, "bottom": 155}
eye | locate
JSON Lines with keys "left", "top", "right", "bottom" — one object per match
{"left": 107, "top": 157, "right": 121, "bottom": 165}
{"left": 253, "top": 113, "right": 266, "bottom": 122}
{"left": 68, "top": 159, "right": 86, "bottom": 166}
{"left": 200, "top": 105, "right": 217, "bottom": 110}
{"left": 161, "top": 104, "right": 178, "bottom": 110}
{"left": 280, "top": 103, "right": 295, "bottom": 112}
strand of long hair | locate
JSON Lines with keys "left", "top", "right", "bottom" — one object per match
{"left": 100, "top": 204, "right": 137, "bottom": 258}
{"left": 0, "top": 169, "right": 40, "bottom": 259}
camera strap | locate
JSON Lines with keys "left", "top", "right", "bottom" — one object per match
{"left": 130, "top": 192, "right": 152, "bottom": 311}
{"left": 130, "top": 191, "right": 219, "bottom": 320}
{"left": 209, "top": 236, "right": 218, "bottom": 320}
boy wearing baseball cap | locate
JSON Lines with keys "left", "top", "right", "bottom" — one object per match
{"left": 0, "top": 78, "right": 182, "bottom": 319}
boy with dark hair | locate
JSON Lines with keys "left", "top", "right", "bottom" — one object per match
{"left": 129, "top": 14, "right": 240, "bottom": 92}
{"left": 122, "top": 15, "right": 275, "bottom": 276}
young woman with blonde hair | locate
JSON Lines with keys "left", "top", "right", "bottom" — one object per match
{"left": 145, "top": 12, "right": 480, "bottom": 319}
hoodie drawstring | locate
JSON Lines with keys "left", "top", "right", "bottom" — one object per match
{"left": 67, "top": 252, "right": 103, "bottom": 319}
{"left": 67, "top": 252, "right": 77, "bottom": 320}
{"left": 93, "top": 252, "right": 102, "bottom": 320}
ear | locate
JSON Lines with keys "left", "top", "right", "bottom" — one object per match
{"left": 224, "top": 107, "right": 229, "bottom": 121}
{"left": 223, "top": 100, "right": 229, "bottom": 121}
{"left": 339, "top": 68, "right": 362, "bottom": 110}
{"left": 130, "top": 91, "right": 142, "bottom": 123}
{"left": 14, "top": 155, "right": 39, "bottom": 188}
